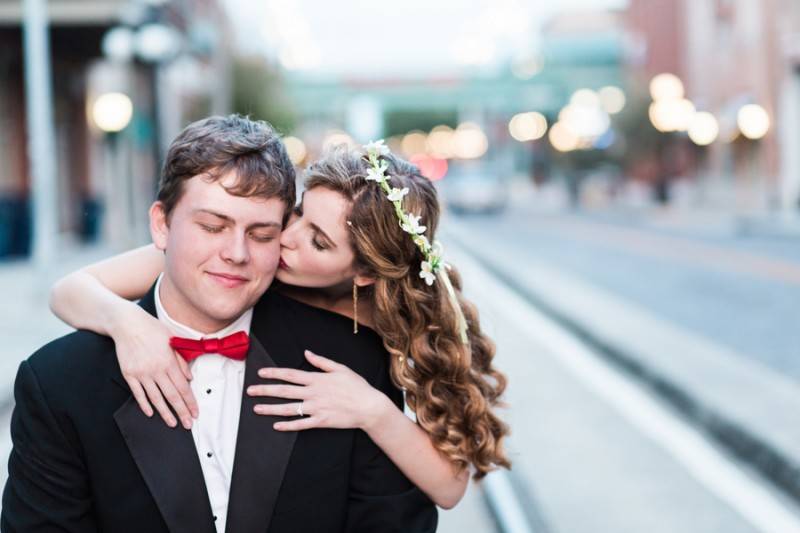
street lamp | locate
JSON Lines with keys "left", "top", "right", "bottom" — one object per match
{"left": 91, "top": 91, "right": 135, "bottom": 247}
{"left": 101, "top": 13, "right": 182, "bottom": 181}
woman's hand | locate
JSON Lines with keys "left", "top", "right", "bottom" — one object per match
{"left": 247, "top": 350, "right": 392, "bottom": 431}
{"left": 110, "top": 302, "right": 198, "bottom": 429}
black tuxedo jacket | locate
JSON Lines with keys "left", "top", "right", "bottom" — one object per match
{"left": 1, "top": 285, "right": 437, "bottom": 532}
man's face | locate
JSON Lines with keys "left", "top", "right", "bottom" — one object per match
{"left": 150, "top": 171, "right": 285, "bottom": 333}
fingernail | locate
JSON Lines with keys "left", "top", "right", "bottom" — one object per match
{"left": 183, "top": 419, "right": 192, "bottom": 429}
{"left": 258, "top": 368, "right": 269, "bottom": 378}
{"left": 246, "top": 386, "right": 255, "bottom": 395}
{"left": 274, "top": 423, "right": 284, "bottom": 430}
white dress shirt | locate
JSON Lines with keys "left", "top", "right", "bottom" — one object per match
{"left": 154, "top": 274, "right": 253, "bottom": 533}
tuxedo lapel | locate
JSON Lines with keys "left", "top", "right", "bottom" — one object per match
{"left": 224, "top": 334, "right": 298, "bottom": 533}
{"left": 111, "top": 283, "right": 215, "bottom": 533}
{"left": 114, "top": 399, "right": 216, "bottom": 533}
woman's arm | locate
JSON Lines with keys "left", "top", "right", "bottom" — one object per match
{"left": 49, "top": 245, "right": 198, "bottom": 429}
{"left": 249, "top": 351, "right": 470, "bottom": 509}
{"left": 361, "top": 387, "right": 470, "bottom": 508}
{"left": 50, "top": 244, "right": 165, "bottom": 332}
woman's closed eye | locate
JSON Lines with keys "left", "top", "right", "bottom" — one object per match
{"left": 311, "top": 233, "right": 327, "bottom": 251}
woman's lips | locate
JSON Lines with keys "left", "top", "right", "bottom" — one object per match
{"left": 207, "top": 272, "right": 248, "bottom": 288}
{"left": 278, "top": 257, "right": 290, "bottom": 270}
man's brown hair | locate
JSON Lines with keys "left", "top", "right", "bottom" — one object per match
{"left": 158, "top": 115, "right": 296, "bottom": 220}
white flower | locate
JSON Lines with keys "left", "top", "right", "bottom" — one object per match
{"left": 387, "top": 187, "right": 409, "bottom": 202}
{"left": 420, "top": 261, "right": 437, "bottom": 286}
{"left": 365, "top": 162, "right": 389, "bottom": 183}
{"left": 413, "top": 234, "right": 431, "bottom": 251}
{"left": 365, "top": 139, "right": 391, "bottom": 157}
{"left": 401, "top": 214, "right": 427, "bottom": 235}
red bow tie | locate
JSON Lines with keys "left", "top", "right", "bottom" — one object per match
{"left": 169, "top": 331, "right": 250, "bottom": 363}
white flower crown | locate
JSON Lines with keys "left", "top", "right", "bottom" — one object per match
{"left": 363, "top": 140, "right": 469, "bottom": 345}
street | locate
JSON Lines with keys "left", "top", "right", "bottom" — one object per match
{"left": 440, "top": 204, "right": 800, "bottom": 532}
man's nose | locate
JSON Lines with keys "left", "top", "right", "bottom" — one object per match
{"left": 221, "top": 232, "right": 250, "bottom": 264}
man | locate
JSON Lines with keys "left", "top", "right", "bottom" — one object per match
{"left": 1, "top": 115, "right": 437, "bottom": 532}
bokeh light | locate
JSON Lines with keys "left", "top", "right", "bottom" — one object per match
{"left": 322, "top": 130, "right": 355, "bottom": 150}
{"left": 91, "top": 92, "right": 133, "bottom": 133}
{"left": 737, "top": 104, "right": 770, "bottom": 140}
{"left": 650, "top": 73, "right": 685, "bottom": 101}
{"left": 401, "top": 130, "right": 428, "bottom": 156}
{"left": 688, "top": 112, "right": 719, "bottom": 146}
{"left": 410, "top": 154, "right": 448, "bottom": 181}
{"left": 648, "top": 98, "right": 695, "bottom": 132}
{"left": 426, "top": 125, "right": 455, "bottom": 159}
{"left": 283, "top": 136, "right": 307, "bottom": 165}
{"left": 598, "top": 86, "right": 626, "bottom": 114}
{"left": 508, "top": 112, "right": 548, "bottom": 142}
{"left": 548, "top": 121, "right": 580, "bottom": 152}
{"left": 452, "top": 122, "right": 488, "bottom": 159}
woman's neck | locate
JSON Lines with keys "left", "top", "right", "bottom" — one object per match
{"left": 276, "top": 283, "right": 376, "bottom": 329}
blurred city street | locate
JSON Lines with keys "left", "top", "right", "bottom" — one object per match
{"left": 442, "top": 196, "right": 800, "bottom": 531}
{"left": 3, "top": 0, "right": 800, "bottom": 531}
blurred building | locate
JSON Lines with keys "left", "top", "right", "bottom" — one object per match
{"left": 625, "top": 0, "right": 800, "bottom": 212}
{"left": 0, "top": 0, "right": 232, "bottom": 259}
{"left": 281, "top": 7, "right": 626, "bottom": 187}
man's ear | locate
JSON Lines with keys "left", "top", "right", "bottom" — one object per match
{"left": 149, "top": 201, "right": 169, "bottom": 251}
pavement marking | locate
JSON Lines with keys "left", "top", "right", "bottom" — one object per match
{"left": 483, "top": 471, "right": 536, "bottom": 533}
{"left": 452, "top": 241, "right": 800, "bottom": 533}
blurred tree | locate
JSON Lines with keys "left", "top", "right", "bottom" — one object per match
{"left": 384, "top": 110, "right": 458, "bottom": 137}
{"left": 232, "top": 57, "right": 296, "bottom": 133}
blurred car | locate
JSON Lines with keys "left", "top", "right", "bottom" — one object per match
{"left": 440, "top": 169, "right": 509, "bottom": 214}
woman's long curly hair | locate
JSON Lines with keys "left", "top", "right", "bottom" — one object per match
{"left": 304, "top": 146, "right": 510, "bottom": 479}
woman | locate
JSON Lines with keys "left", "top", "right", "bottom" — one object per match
{"left": 50, "top": 142, "right": 510, "bottom": 509}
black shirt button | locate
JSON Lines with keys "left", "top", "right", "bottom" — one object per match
{"left": 207, "top": 452, "right": 213, "bottom": 458}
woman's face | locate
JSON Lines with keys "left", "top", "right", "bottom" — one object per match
{"left": 276, "top": 186, "right": 360, "bottom": 289}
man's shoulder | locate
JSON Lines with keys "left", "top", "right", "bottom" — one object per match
{"left": 26, "top": 329, "right": 119, "bottom": 390}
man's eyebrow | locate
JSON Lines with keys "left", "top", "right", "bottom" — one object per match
{"left": 194, "top": 209, "right": 282, "bottom": 230}
{"left": 309, "top": 222, "right": 337, "bottom": 248}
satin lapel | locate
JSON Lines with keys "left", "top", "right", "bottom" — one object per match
{"left": 114, "top": 398, "right": 216, "bottom": 533}
{"left": 224, "top": 335, "right": 298, "bottom": 533}
{"left": 111, "top": 283, "right": 215, "bottom": 532}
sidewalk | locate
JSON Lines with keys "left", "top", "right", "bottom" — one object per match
{"left": 443, "top": 219, "right": 800, "bottom": 506}
{"left": 0, "top": 243, "right": 116, "bottom": 406}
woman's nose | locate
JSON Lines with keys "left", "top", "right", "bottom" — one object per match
{"left": 280, "top": 224, "right": 297, "bottom": 249}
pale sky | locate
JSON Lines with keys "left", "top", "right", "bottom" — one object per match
{"left": 222, "top": 0, "right": 629, "bottom": 78}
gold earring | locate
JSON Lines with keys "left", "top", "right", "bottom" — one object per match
{"left": 352, "top": 281, "right": 358, "bottom": 334}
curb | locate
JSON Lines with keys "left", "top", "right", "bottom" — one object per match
{"left": 481, "top": 469, "right": 551, "bottom": 533}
